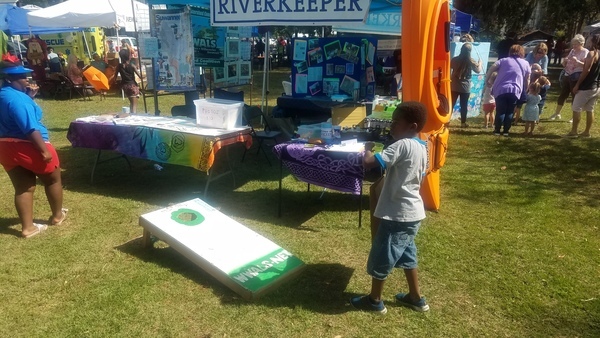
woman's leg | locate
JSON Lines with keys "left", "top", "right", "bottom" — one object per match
{"left": 582, "top": 111, "right": 594, "bottom": 136}
{"left": 7, "top": 166, "right": 38, "bottom": 237}
{"left": 129, "top": 96, "right": 138, "bottom": 114}
{"left": 38, "top": 167, "right": 63, "bottom": 224}
{"left": 551, "top": 76, "right": 572, "bottom": 119}
{"left": 569, "top": 111, "right": 581, "bottom": 135}
{"left": 459, "top": 92, "right": 470, "bottom": 125}
{"left": 494, "top": 95, "right": 506, "bottom": 133}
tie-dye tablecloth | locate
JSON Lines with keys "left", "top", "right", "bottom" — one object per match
{"left": 67, "top": 116, "right": 252, "bottom": 173}
{"left": 273, "top": 143, "right": 364, "bottom": 195}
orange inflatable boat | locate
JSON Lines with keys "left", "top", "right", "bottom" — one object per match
{"left": 401, "top": 0, "right": 451, "bottom": 211}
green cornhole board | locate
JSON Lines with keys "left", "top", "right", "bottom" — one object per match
{"left": 139, "top": 198, "right": 305, "bottom": 300}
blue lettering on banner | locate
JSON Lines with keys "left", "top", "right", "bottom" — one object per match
{"left": 367, "top": 12, "right": 400, "bottom": 27}
{"left": 214, "top": 0, "right": 365, "bottom": 14}
{"left": 44, "top": 39, "right": 65, "bottom": 45}
{"left": 264, "top": 0, "right": 276, "bottom": 12}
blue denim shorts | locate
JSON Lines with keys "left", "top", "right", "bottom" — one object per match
{"left": 367, "top": 219, "right": 421, "bottom": 280}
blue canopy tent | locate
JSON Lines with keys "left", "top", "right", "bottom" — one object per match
{"left": 0, "top": 4, "right": 78, "bottom": 35}
{"left": 451, "top": 9, "right": 472, "bottom": 33}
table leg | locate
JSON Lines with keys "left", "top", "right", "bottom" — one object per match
{"left": 359, "top": 182, "right": 363, "bottom": 228}
{"left": 278, "top": 157, "right": 283, "bottom": 217}
{"left": 142, "top": 229, "right": 153, "bottom": 248}
{"left": 91, "top": 150, "right": 102, "bottom": 184}
{"left": 203, "top": 144, "right": 236, "bottom": 197}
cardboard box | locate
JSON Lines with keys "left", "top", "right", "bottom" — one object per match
{"left": 194, "top": 98, "right": 244, "bottom": 130}
{"left": 331, "top": 106, "right": 367, "bottom": 128}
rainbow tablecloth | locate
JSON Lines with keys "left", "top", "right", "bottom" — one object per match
{"left": 67, "top": 115, "right": 252, "bottom": 172}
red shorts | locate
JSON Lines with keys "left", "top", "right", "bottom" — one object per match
{"left": 0, "top": 139, "right": 60, "bottom": 174}
{"left": 483, "top": 103, "right": 496, "bottom": 113}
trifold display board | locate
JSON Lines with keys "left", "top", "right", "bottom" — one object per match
{"left": 291, "top": 37, "right": 378, "bottom": 100}
{"left": 139, "top": 198, "right": 305, "bottom": 300}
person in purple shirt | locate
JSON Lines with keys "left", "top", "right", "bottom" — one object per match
{"left": 485, "top": 44, "right": 531, "bottom": 136}
{"left": 0, "top": 60, "right": 67, "bottom": 238}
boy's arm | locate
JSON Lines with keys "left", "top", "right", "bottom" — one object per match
{"left": 363, "top": 142, "right": 379, "bottom": 170}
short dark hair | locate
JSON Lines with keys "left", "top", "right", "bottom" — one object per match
{"left": 393, "top": 101, "right": 427, "bottom": 132}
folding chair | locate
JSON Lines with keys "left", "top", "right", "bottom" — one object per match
{"left": 59, "top": 74, "right": 93, "bottom": 101}
{"left": 213, "top": 88, "right": 244, "bottom": 102}
{"left": 171, "top": 105, "right": 195, "bottom": 119}
{"left": 242, "top": 106, "right": 282, "bottom": 166}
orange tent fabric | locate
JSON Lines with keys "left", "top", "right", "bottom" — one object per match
{"left": 82, "top": 66, "right": 110, "bottom": 91}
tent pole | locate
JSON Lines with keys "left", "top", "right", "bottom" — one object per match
{"left": 131, "top": 0, "right": 147, "bottom": 114}
{"left": 261, "top": 31, "right": 269, "bottom": 114}
{"left": 82, "top": 30, "right": 92, "bottom": 60}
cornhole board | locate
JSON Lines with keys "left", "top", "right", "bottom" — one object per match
{"left": 139, "top": 198, "right": 305, "bottom": 300}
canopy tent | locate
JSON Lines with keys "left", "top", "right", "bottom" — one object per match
{"left": 333, "top": 0, "right": 402, "bottom": 36}
{"left": 452, "top": 9, "right": 472, "bottom": 33}
{"left": 0, "top": 4, "right": 78, "bottom": 35}
{"left": 26, "top": 0, "right": 150, "bottom": 32}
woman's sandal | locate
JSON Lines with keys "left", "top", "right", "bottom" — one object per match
{"left": 49, "top": 208, "right": 69, "bottom": 226}
{"left": 24, "top": 223, "right": 48, "bottom": 239}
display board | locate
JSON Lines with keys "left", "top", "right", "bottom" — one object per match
{"left": 153, "top": 8, "right": 195, "bottom": 91}
{"left": 186, "top": 5, "right": 252, "bottom": 87}
{"left": 291, "top": 37, "right": 377, "bottom": 100}
{"left": 450, "top": 42, "right": 491, "bottom": 119}
{"left": 139, "top": 198, "right": 305, "bottom": 300}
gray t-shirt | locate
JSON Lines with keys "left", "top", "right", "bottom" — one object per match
{"left": 374, "top": 138, "right": 427, "bottom": 222}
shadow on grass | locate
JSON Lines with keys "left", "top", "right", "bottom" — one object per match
{"left": 116, "top": 237, "right": 355, "bottom": 314}
{"left": 55, "top": 145, "right": 368, "bottom": 227}
{"left": 0, "top": 217, "right": 22, "bottom": 237}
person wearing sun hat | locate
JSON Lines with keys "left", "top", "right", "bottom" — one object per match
{"left": 0, "top": 54, "right": 67, "bottom": 239}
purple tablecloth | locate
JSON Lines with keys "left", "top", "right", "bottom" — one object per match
{"left": 273, "top": 143, "right": 364, "bottom": 195}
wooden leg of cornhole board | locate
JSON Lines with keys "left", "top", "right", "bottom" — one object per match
{"left": 142, "top": 228, "right": 153, "bottom": 248}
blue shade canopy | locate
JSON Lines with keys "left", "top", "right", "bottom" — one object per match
{"left": 333, "top": 0, "right": 402, "bottom": 36}
{"left": 0, "top": 5, "right": 78, "bottom": 35}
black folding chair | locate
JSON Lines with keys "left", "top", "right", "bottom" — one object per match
{"left": 242, "top": 106, "right": 282, "bottom": 166}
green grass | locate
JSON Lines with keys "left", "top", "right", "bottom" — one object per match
{"left": 1, "top": 66, "right": 599, "bottom": 337}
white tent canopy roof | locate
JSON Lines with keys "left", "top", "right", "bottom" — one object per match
{"left": 26, "top": 0, "right": 149, "bottom": 31}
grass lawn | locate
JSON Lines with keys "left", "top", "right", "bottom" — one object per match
{"left": 1, "top": 67, "right": 599, "bottom": 337}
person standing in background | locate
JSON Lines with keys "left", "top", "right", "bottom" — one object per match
{"left": 0, "top": 57, "right": 67, "bottom": 238}
{"left": 450, "top": 43, "right": 482, "bottom": 128}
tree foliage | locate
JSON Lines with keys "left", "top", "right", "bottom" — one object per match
{"left": 454, "top": 0, "right": 600, "bottom": 38}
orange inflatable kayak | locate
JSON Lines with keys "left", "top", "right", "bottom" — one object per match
{"left": 401, "top": 0, "right": 451, "bottom": 211}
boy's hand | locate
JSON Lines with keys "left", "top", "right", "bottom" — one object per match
{"left": 364, "top": 142, "right": 375, "bottom": 152}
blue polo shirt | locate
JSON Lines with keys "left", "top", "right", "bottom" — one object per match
{"left": 0, "top": 86, "right": 48, "bottom": 141}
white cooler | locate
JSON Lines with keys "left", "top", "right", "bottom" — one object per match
{"left": 194, "top": 98, "right": 244, "bottom": 130}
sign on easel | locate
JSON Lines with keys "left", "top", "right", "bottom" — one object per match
{"left": 139, "top": 198, "right": 305, "bottom": 300}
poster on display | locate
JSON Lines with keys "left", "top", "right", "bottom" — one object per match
{"left": 450, "top": 42, "right": 491, "bottom": 120}
{"left": 186, "top": 5, "right": 253, "bottom": 87}
{"left": 190, "top": 6, "right": 226, "bottom": 68}
{"left": 291, "top": 37, "right": 377, "bottom": 99}
{"left": 153, "top": 8, "right": 195, "bottom": 91}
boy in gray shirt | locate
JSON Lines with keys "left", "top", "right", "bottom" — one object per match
{"left": 351, "top": 102, "right": 429, "bottom": 315}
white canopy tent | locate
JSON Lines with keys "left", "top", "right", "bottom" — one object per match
{"left": 26, "top": 0, "right": 149, "bottom": 32}
{"left": 583, "top": 21, "right": 600, "bottom": 34}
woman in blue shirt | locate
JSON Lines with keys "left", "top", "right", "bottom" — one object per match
{"left": 0, "top": 59, "right": 67, "bottom": 238}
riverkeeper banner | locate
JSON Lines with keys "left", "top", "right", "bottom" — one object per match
{"left": 210, "top": 0, "right": 371, "bottom": 26}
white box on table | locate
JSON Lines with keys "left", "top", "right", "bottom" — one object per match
{"left": 194, "top": 98, "right": 244, "bottom": 130}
